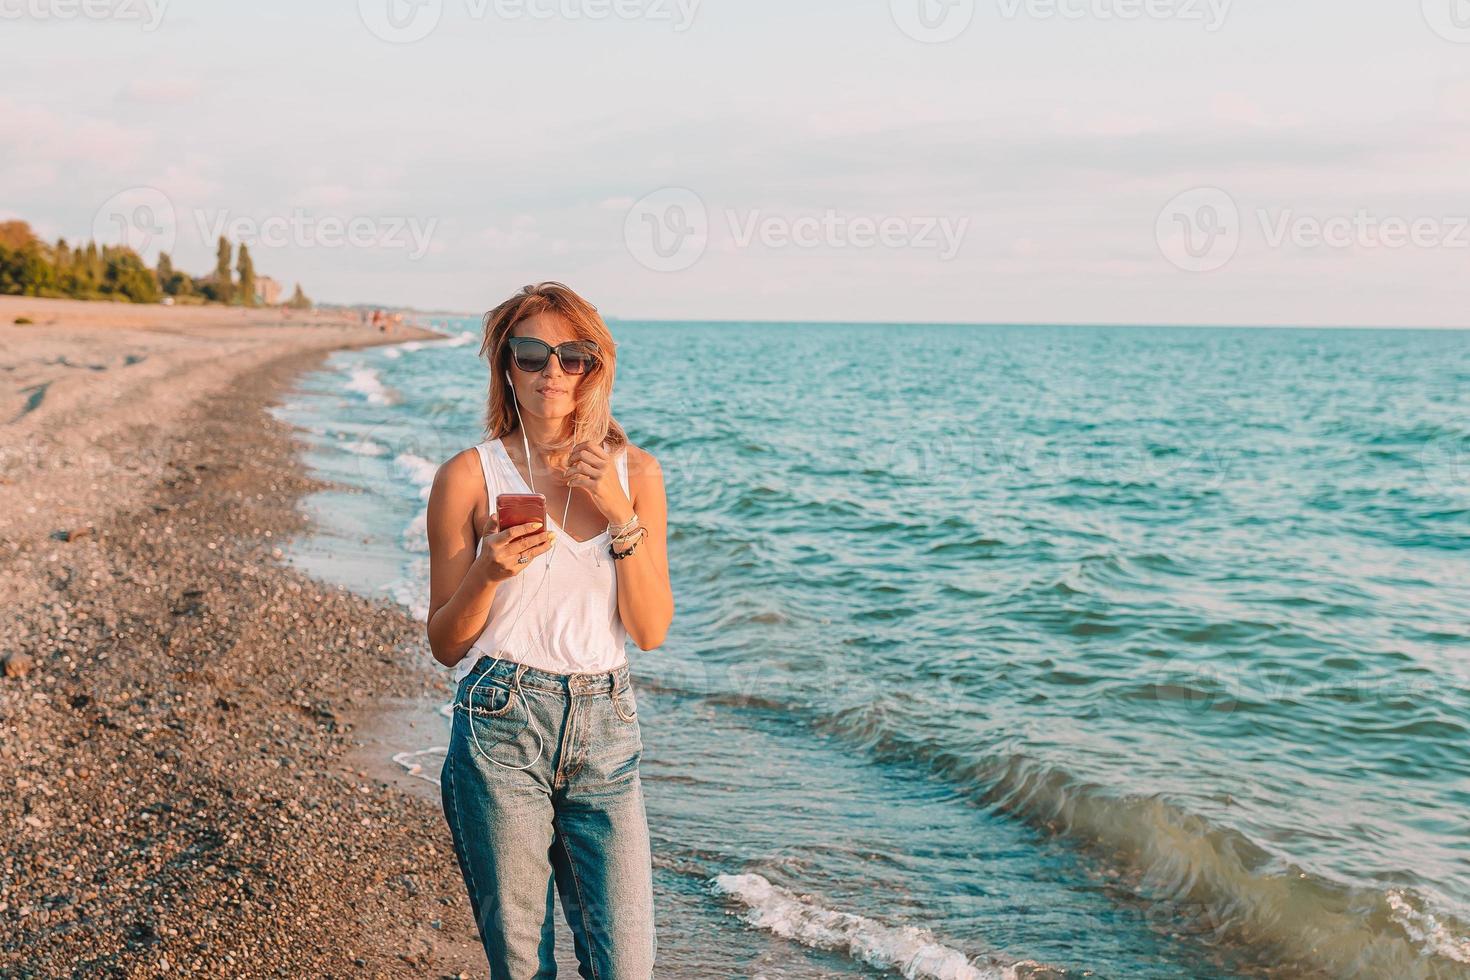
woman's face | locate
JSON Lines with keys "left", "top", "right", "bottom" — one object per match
{"left": 508, "top": 312, "right": 584, "bottom": 421}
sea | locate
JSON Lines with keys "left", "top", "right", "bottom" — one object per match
{"left": 267, "top": 319, "right": 1470, "bottom": 979}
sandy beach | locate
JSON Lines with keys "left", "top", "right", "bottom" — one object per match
{"left": 0, "top": 297, "right": 486, "bottom": 975}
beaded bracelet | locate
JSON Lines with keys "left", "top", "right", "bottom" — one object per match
{"left": 611, "top": 523, "right": 645, "bottom": 548}
{"left": 609, "top": 525, "right": 647, "bottom": 560}
{"left": 610, "top": 538, "right": 641, "bottom": 560}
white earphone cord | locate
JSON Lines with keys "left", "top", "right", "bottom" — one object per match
{"left": 463, "top": 368, "right": 573, "bottom": 771}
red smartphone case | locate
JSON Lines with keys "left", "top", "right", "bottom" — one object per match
{"left": 496, "top": 493, "right": 546, "bottom": 531}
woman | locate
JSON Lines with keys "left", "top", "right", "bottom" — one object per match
{"left": 425, "top": 282, "right": 673, "bottom": 978}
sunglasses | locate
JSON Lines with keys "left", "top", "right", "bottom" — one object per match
{"left": 506, "top": 337, "right": 601, "bottom": 376}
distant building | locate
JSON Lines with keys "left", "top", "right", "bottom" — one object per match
{"left": 255, "top": 276, "right": 284, "bottom": 306}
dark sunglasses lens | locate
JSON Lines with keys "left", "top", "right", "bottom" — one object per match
{"left": 510, "top": 340, "right": 549, "bottom": 372}
{"left": 561, "top": 345, "right": 597, "bottom": 374}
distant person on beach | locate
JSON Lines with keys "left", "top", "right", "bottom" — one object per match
{"left": 425, "top": 281, "right": 672, "bottom": 976}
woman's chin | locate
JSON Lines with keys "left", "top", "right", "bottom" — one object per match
{"left": 529, "top": 402, "right": 573, "bottom": 421}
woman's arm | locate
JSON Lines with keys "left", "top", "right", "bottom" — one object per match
{"left": 424, "top": 449, "right": 552, "bottom": 667}
{"left": 611, "top": 446, "right": 674, "bottom": 650}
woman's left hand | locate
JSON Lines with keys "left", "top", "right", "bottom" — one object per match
{"left": 561, "top": 442, "right": 632, "bottom": 522}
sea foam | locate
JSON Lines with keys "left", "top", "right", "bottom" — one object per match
{"left": 344, "top": 366, "right": 397, "bottom": 405}
{"left": 709, "top": 872, "right": 1060, "bottom": 980}
{"left": 392, "top": 453, "right": 438, "bottom": 501}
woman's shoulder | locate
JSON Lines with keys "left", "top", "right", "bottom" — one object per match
{"left": 433, "top": 444, "right": 489, "bottom": 495}
{"left": 618, "top": 441, "right": 664, "bottom": 486}
{"left": 446, "top": 441, "right": 488, "bottom": 468}
{"left": 615, "top": 439, "right": 657, "bottom": 465}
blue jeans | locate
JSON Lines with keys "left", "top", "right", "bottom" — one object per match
{"left": 440, "top": 656, "right": 657, "bottom": 979}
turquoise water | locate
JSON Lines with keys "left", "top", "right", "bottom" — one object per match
{"left": 273, "top": 320, "right": 1470, "bottom": 979}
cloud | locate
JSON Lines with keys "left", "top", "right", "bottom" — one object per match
{"left": 1208, "top": 93, "right": 1307, "bottom": 130}
{"left": 118, "top": 77, "right": 201, "bottom": 106}
{"left": 478, "top": 215, "right": 540, "bottom": 250}
{"left": 291, "top": 184, "right": 357, "bottom": 208}
{"left": 0, "top": 96, "right": 148, "bottom": 167}
{"left": 155, "top": 158, "right": 221, "bottom": 201}
{"left": 1435, "top": 78, "right": 1470, "bottom": 123}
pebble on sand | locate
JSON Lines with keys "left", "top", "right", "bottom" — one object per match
{"left": 3, "top": 653, "right": 35, "bottom": 678}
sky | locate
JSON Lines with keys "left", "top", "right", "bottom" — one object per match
{"left": 3, "top": 0, "right": 1470, "bottom": 326}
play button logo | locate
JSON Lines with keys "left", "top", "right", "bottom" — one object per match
{"left": 1423, "top": 0, "right": 1470, "bottom": 42}
{"left": 890, "top": 0, "right": 975, "bottom": 43}
{"left": 359, "top": 0, "right": 443, "bottom": 44}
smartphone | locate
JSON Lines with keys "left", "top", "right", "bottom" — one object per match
{"left": 496, "top": 493, "right": 546, "bottom": 533}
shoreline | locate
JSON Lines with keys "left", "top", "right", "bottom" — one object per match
{"left": 1, "top": 297, "right": 486, "bottom": 974}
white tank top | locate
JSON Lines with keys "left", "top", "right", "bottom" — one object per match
{"left": 453, "top": 437, "right": 631, "bottom": 682}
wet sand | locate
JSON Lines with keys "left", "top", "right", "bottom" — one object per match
{"left": 0, "top": 297, "right": 488, "bottom": 975}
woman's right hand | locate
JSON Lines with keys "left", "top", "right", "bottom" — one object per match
{"left": 474, "top": 511, "right": 555, "bottom": 582}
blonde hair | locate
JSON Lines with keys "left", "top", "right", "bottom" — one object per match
{"left": 479, "top": 281, "right": 626, "bottom": 458}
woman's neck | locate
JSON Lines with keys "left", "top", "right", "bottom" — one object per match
{"left": 511, "top": 419, "right": 572, "bottom": 463}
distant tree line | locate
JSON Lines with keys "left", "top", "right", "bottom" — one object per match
{"left": 0, "top": 219, "right": 311, "bottom": 309}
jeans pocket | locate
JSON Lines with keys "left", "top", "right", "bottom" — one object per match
{"left": 612, "top": 682, "right": 638, "bottom": 723}
{"left": 460, "top": 676, "right": 517, "bottom": 718}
